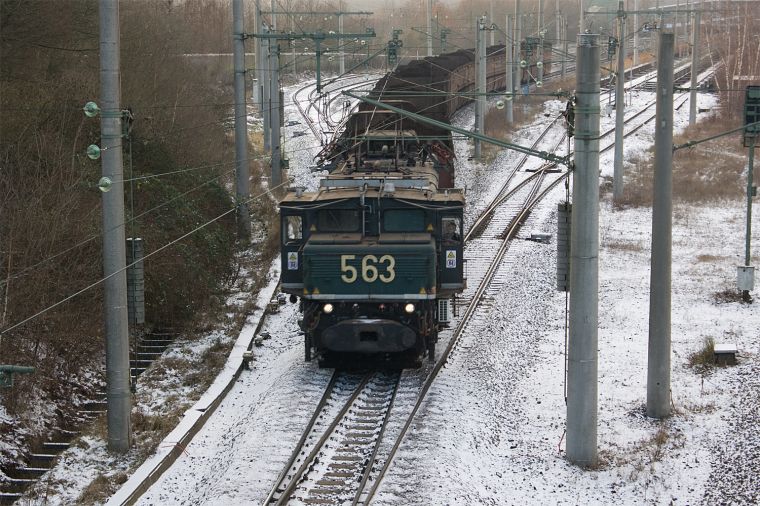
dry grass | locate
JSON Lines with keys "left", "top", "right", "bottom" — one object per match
{"left": 77, "top": 472, "right": 128, "bottom": 505}
{"left": 696, "top": 254, "right": 728, "bottom": 263}
{"left": 604, "top": 240, "right": 645, "bottom": 252}
{"left": 687, "top": 336, "right": 716, "bottom": 373}
{"left": 132, "top": 409, "right": 182, "bottom": 435}
{"left": 614, "top": 116, "right": 746, "bottom": 208}
{"left": 605, "top": 419, "right": 682, "bottom": 481}
{"left": 712, "top": 288, "right": 745, "bottom": 304}
{"left": 183, "top": 338, "right": 229, "bottom": 387}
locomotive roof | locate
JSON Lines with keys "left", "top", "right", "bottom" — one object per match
{"left": 281, "top": 164, "right": 464, "bottom": 207}
{"left": 280, "top": 185, "right": 464, "bottom": 207}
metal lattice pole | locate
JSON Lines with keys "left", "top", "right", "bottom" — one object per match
{"left": 98, "top": 0, "right": 132, "bottom": 453}
{"left": 567, "top": 32, "right": 600, "bottom": 467}
{"left": 647, "top": 32, "right": 674, "bottom": 420}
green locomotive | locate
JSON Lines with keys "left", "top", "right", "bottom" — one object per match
{"left": 280, "top": 130, "right": 465, "bottom": 365}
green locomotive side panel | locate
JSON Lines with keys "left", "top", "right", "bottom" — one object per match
{"left": 302, "top": 235, "right": 436, "bottom": 300}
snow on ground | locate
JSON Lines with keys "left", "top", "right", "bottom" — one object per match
{"left": 372, "top": 87, "right": 760, "bottom": 505}
{"left": 136, "top": 78, "right": 372, "bottom": 505}
{"left": 131, "top": 77, "right": 757, "bottom": 505}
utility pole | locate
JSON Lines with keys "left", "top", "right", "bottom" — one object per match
{"left": 743, "top": 137, "right": 756, "bottom": 301}
{"left": 514, "top": 0, "right": 521, "bottom": 104}
{"left": 633, "top": 0, "right": 639, "bottom": 67}
{"left": 270, "top": 40, "right": 282, "bottom": 187}
{"left": 613, "top": 1, "right": 626, "bottom": 201}
{"left": 291, "top": 11, "right": 297, "bottom": 76}
{"left": 567, "top": 32, "right": 600, "bottom": 467}
{"left": 98, "top": 0, "right": 131, "bottom": 453}
{"left": 427, "top": 0, "right": 434, "bottom": 57}
{"left": 260, "top": 3, "right": 271, "bottom": 152}
{"left": 507, "top": 15, "right": 514, "bottom": 124}
{"left": 339, "top": 1, "right": 346, "bottom": 74}
{"left": 579, "top": 0, "right": 584, "bottom": 33}
{"left": 263, "top": 10, "right": 373, "bottom": 77}
{"left": 647, "top": 32, "right": 674, "bottom": 420}
{"left": 233, "top": 0, "right": 251, "bottom": 237}
{"left": 538, "top": 0, "right": 544, "bottom": 85}
{"left": 556, "top": 0, "right": 561, "bottom": 43}
{"left": 253, "top": 1, "right": 263, "bottom": 108}
{"left": 490, "top": 0, "right": 495, "bottom": 46}
{"left": 254, "top": 29, "right": 375, "bottom": 93}
{"left": 561, "top": 17, "right": 568, "bottom": 78}
{"left": 688, "top": 11, "right": 701, "bottom": 126}
{"left": 676, "top": 0, "right": 681, "bottom": 56}
{"left": 475, "top": 17, "right": 486, "bottom": 160}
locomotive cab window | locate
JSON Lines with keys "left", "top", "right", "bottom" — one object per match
{"left": 384, "top": 209, "right": 425, "bottom": 233}
{"left": 442, "top": 216, "right": 461, "bottom": 242}
{"left": 316, "top": 209, "right": 360, "bottom": 232}
{"left": 284, "top": 215, "right": 303, "bottom": 244}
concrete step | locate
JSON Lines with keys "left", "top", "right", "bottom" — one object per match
{"left": 80, "top": 401, "right": 108, "bottom": 411}
{"left": 0, "top": 492, "right": 24, "bottom": 505}
{"left": 0, "top": 477, "right": 36, "bottom": 493}
{"left": 135, "top": 351, "right": 162, "bottom": 360}
{"left": 41, "top": 442, "right": 70, "bottom": 452}
{"left": 141, "top": 339, "right": 173, "bottom": 347}
{"left": 129, "top": 360, "right": 154, "bottom": 369}
{"left": 12, "top": 467, "right": 48, "bottom": 480}
{"left": 28, "top": 454, "right": 56, "bottom": 467}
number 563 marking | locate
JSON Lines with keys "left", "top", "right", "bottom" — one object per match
{"left": 340, "top": 254, "right": 395, "bottom": 283}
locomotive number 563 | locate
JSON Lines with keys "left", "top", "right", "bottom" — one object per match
{"left": 340, "top": 254, "right": 395, "bottom": 283}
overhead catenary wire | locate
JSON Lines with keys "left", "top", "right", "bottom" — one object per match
{"left": 0, "top": 181, "right": 290, "bottom": 336}
{"left": 0, "top": 132, "right": 333, "bottom": 290}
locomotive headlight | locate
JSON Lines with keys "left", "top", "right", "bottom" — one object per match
{"left": 404, "top": 303, "right": 415, "bottom": 314}
{"left": 496, "top": 100, "right": 505, "bottom": 110}
{"left": 536, "top": 61, "right": 543, "bottom": 69}
{"left": 323, "top": 303, "right": 334, "bottom": 314}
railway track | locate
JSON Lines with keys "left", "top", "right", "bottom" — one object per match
{"left": 355, "top": 60, "right": 719, "bottom": 503}
{"left": 107, "top": 58, "right": 718, "bottom": 506}
{"left": 264, "top": 59, "right": 717, "bottom": 505}
{"left": 264, "top": 370, "right": 401, "bottom": 505}
{"left": 291, "top": 74, "right": 379, "bottom": 146}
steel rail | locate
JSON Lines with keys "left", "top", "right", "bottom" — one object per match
{"left": 261, "top": 370, "right": 341, "bottom": 505}
{"left": 350, "top": 373, "right": 402, "bottom": 506}
{"left": 361, "top": 158, "right": 546, "bottom": 505}
{"left": 360, "top": 62, "right": 716, "bottom": 504}
{"left": 267, "top": 372, "right": 372, "bottom": 505}
{"left": 293, "top": 83, "right": 325, "bottom": 142}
